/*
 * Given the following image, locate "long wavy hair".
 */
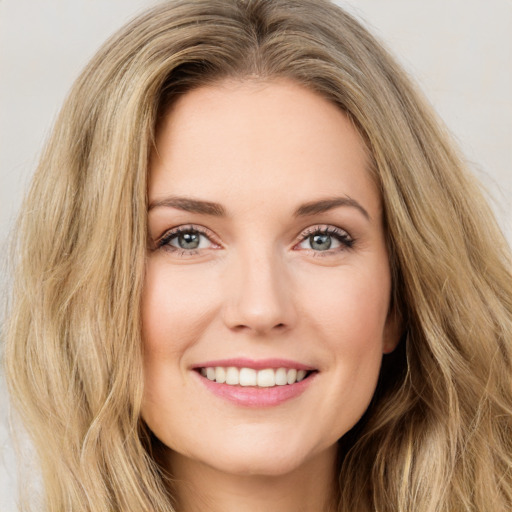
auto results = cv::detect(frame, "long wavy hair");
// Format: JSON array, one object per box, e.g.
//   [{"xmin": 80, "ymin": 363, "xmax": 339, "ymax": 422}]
[{"xmin": 4, "ymin": 0, "xmax": 512, "ymax": 510}]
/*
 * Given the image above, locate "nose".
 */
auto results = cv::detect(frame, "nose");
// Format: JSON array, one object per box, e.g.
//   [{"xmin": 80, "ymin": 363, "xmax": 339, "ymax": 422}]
[{"xmin": 221, "ymin": 246, "xmax": 297, "ymax": 335}]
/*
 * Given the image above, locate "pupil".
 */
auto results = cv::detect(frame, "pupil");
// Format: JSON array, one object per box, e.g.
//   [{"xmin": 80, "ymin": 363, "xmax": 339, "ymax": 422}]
[
  {"xmin": 311, "ymin": 234, "xmax": 331, "ymax": 251},
  {"xmin": 179, "ymin": 232, "xmax": 200, "ymax": 249}
]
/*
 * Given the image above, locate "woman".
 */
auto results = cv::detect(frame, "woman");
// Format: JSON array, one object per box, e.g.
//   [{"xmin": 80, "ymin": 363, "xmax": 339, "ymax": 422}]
[{"xmin": 4, "ymin": 0, "xmax": 512, "ymax": 510}]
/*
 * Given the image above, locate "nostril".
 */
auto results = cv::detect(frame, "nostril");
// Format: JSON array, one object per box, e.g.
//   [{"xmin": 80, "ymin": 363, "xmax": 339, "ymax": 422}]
[{"xmin": 229, "ymin": 321, "xmax": 288, "ymax": 334}]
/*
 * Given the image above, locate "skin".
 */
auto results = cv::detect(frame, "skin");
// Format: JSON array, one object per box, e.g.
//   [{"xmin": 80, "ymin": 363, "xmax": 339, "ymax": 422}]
[{"xmin": 142, "ymin": 79, "xmax": 400, "ymax": 512}]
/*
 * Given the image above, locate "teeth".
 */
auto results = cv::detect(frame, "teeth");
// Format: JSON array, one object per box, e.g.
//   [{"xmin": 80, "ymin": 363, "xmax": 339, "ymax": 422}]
[
  {"xmin": 215, "ymin": 366, "xmax": 226, "ymax": 384},
  {"xmin": 275, "ymin": 367, "xmax": 288, "ymax": 386},
  {"xmin": 239, "ymin": 368, "xmax": 257, "ymax": 386},
  {"xmin": 225, "ymin": 366, "xmax": 239, "ymax": 385},
  {"xmin": 199, "ymin": 366, "xmax": 311, "ymax": 387},
  {"xmin": 286, "ymin": 368, "xmax": 297, "ymax": 384},
  {"xmin": 257, "ymin": 368, "xmax": 275, "ymax": 387}
]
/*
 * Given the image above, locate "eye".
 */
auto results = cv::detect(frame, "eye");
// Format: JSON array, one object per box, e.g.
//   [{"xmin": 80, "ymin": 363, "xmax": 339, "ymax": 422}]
[
  {"xmin": 158, "ymin": 226, "xmax": 218, "ymax": 253},
  {"xmin": 296, "ymin": 226, "xmax": 354, "ymax": 252}
]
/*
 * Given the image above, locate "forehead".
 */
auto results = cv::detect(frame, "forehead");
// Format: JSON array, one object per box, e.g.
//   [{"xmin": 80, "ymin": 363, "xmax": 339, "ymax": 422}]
[{"xmin": 149, "ymin": 79, "xmax": 380, "ymax": 219}]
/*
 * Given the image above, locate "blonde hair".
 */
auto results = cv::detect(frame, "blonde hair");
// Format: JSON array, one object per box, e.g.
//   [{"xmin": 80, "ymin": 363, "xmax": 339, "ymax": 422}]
[{"xmin": 4, "ymin": 0, "xmax": 512, "ymax": 510}]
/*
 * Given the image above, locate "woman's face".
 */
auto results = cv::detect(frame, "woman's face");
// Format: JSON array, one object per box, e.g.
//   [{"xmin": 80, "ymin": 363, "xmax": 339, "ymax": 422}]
[{"xmin": 142, "ymin": 79, "xmax": 399, "ymax": 477}]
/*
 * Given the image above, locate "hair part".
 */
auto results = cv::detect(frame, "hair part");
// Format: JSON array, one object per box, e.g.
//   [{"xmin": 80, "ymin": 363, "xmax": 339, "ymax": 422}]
[{"xmin": 4, "ymin": 1, "xmax": 512, "ymax": 511}]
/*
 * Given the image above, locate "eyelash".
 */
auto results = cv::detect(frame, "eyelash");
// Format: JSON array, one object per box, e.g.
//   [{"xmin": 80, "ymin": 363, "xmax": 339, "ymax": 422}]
[
  {"xmin": 297, "ymin": 226, "xmax": 355, "ymax": 255},
  {"xmin": 156, "ymin": 224, "xmax": 355, "ymax": 256},
  {"xmin": 156, "ymin": 225, "xmax": 216, "ymax": 255}
]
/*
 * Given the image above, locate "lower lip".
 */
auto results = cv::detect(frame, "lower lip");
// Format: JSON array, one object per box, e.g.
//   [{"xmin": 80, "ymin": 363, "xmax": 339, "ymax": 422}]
[{"xmin": 196, "ymin": 372, "xmax": 316, "ymax": 407}]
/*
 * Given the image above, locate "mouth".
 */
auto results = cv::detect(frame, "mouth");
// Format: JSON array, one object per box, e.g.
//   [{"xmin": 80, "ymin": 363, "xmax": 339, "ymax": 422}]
[
  {"xmin": 192, "ymin": 358, "xmax": 318, "ymax": 406},
  {"xmin": 197, "ymin": 366, "xmax": 316, "ymax": 388}
]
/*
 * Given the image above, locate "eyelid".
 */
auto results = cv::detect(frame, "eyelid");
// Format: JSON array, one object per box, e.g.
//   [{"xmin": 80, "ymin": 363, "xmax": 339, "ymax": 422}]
[
  {"xmin": 293, "ymin": 224, "xmax": 355, "ymax": 252},
  {"xmin": 152, "ymin": 223, "xmax": 354, "ymax": 254},
  {"xmin": 155, "ymin": 224, "xmax": 221, "ymax": 250},
  {"xmin": 297, "ymin": 224, "xmax": 352, "ymax": 239}
]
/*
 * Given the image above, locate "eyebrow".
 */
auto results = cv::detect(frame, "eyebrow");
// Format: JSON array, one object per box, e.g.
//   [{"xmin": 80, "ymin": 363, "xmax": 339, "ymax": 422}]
[
  {"xmin": 148, "ymin": 196, "xmax": 226, "ymax": 216},
  {"xmin": 148, "ymin": 195, "xmax": 370, "ymax": 220},
  {"xmin": 294, "ymin": 196, "xmax": 370, "ymax": 220}
]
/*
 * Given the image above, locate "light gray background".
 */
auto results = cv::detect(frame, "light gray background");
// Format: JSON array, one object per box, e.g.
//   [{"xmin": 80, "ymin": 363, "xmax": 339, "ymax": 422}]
[{"xmin": 1, "ymin": 1, "xmax": 511, "ymax": 510}]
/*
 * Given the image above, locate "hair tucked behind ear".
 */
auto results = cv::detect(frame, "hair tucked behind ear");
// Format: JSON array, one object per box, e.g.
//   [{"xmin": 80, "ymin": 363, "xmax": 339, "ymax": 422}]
[{"xmin": 4, "ymin": 0, "xmax": 511, "ymax": 511}]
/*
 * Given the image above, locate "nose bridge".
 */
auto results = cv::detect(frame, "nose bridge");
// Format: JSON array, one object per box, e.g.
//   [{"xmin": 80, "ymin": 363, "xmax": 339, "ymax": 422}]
[{"xmin": 222, "ymin": 241, "xmax": 295, "ymax": 334}]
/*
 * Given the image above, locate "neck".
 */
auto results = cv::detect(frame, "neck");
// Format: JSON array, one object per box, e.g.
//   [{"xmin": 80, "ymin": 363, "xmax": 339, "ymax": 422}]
[{"xmin": 165, "ymin": 447, "xmax": 339, "ymax": 512}]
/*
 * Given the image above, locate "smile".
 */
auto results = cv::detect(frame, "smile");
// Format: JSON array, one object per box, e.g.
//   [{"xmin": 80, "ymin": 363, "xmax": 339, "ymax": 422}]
[
  {"xmin": 193, "ymin": 359, "xmax": 317, "ymax": 407},
  {"xmin": 199, "ymin": 366, "xmax": 310, "ymax": 387}
]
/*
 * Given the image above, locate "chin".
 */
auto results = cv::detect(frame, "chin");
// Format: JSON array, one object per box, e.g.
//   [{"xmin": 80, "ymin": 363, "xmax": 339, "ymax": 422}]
[
  {"xmin": 211, "ymin": 450, "xmax": 308, "ymax": 477},
  {"xmin": 156, "ymin": 409, "xmax": 343, "ymax": 480},
  {"xmin": 175, "ymin": 431, "xmax": 328, "ymax": 479}
]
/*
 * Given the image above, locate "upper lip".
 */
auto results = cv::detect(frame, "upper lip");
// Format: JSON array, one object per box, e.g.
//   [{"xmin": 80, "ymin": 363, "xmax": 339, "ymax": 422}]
[{"xmin": 192, "ymin": 358, "xmax": 315, "ymax": 371}]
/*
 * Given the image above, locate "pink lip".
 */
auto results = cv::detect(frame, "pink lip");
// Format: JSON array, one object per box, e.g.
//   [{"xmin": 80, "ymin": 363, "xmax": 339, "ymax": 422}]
[
  {"xmin": 192, "ymin": 359, "xmax": 317, "ymax": 408},
  {"xmin": 192, "ymin": 358, "xmax": 315, "ymax": 371},
  {"xmin": 197, "ymin": 375, "xmax": 314, "ymax": 407}
]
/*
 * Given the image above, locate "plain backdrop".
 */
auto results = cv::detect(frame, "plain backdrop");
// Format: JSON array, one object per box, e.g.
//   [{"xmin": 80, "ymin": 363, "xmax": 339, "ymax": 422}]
[{"xmin": 1, "ymin": 1, "xmax": 511, "ymax": 509}]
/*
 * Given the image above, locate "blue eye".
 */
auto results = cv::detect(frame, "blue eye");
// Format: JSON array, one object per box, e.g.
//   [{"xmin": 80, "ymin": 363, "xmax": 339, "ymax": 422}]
[
  {"xmin": 297, "ymin": 227, "xmax": 353, "ymax": 252},
  {"xmin": 159, "ymin": 227, "xmax": 215, "ymax": 252}
]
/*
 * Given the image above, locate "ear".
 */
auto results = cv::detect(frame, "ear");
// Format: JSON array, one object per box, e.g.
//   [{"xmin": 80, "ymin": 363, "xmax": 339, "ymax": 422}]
[{"xmin": 382, "ymin": 305, "xmax": 402, "ymax": 354}]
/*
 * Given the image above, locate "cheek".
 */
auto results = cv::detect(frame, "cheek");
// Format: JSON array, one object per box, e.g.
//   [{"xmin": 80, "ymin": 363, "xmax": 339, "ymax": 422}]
[
  {"xmin": 140, "ymin": 258, "xmax": 229, "ymax": 434},
  {"xmin": 141, "ymin": 261, "xmax": 203, "ymax": 417},
  {"xmin": 297, "ymin": 261, "xmax": 391, "ymax": 344},
  {"xmin": 295, "ymin": 262, "xmax": 391, "ymax": 419},
  {"xmin": 141, "ymin": 259, "xmax": 218, "ymax": 360}
]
